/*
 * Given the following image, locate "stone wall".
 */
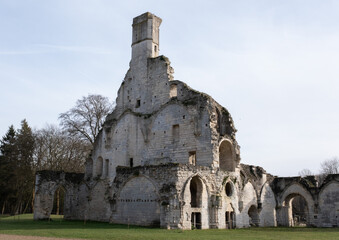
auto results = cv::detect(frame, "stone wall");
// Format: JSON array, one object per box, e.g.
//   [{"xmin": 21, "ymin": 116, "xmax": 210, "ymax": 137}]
[
  {"xmin": 33, "ymin": 167, "xmax": 338, "ymax": 229},
  {"xmin": 33, "ymin": 171, "xmax": 84, "ymax": 220},
  {"xmin": 318, "ymin": 175, "xmax": 339, "ymax": 227},
  {"xmin": 272, "ymin": 174, "xmax": 339, "ymax": 227}
]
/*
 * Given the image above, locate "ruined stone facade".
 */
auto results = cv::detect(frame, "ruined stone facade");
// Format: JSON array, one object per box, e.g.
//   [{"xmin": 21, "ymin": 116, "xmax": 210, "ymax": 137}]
[{"xmin": 34, "ymin": 12, "xmax": 339, "ymax": 229}]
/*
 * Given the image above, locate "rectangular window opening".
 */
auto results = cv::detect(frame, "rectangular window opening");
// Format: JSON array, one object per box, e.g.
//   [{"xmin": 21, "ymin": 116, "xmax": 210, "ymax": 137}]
[
  {"xmin": 136, "ymin": 99, "xmax": 141, "ymax": 108},
  {"xmin": 191, "ymin": 212, "xmax": 202, "ymax": 229},
  {"xmin": 172, "ymin": 124, "xmax": 179, "ymax": 142},
  {"xmin": 129, "ymin": 158, "xmax": 134, "ymax": 168},
  {"xmin": 189, "ymin": 151, "xmax": 196, "ymax": 166},
  {"xmin": 170, "ymin": 84, "xmax": 178, "ymax": 98}
]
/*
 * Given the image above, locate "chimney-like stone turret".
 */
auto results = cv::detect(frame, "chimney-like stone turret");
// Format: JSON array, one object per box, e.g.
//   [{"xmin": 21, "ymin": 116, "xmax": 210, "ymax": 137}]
[{"xmin": 131, "ymin": 12, "xmax": 162, "ymax": 61}]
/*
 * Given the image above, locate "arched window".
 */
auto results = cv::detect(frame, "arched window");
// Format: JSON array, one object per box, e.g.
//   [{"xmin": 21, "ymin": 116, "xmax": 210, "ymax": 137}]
[
  {"xmin": 219, "ymin": 140, "xmax": 235, "ymax": 171},
  {"xmin": 190, "ymin": 176, "xmax": 203, "ymax": 208},
  {"xmin": 225, "ymin": 182, "xmax": 233, "ymax": 197}
]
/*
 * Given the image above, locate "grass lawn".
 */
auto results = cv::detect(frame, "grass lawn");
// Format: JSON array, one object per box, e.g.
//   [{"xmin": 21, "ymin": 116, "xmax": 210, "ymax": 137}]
[{"xmin": 0, "ymin": 214, "xmax": 338, "ymax": 240}]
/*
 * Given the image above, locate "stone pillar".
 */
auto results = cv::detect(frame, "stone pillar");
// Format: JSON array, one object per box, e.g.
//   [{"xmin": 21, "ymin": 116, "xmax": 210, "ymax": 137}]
[
  {"xmin": 33, "ymin": 174, "xmax": 54, "ymax": 220},
  {"xmin": 276, "ymin": 206, "xmax": 290, "ymax": 226}
]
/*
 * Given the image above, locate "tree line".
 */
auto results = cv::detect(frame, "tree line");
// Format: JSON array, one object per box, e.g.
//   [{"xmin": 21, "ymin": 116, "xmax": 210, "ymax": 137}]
[{"xmin": 0, "ymin": 94, "xmax": 113, "ymax": 215}]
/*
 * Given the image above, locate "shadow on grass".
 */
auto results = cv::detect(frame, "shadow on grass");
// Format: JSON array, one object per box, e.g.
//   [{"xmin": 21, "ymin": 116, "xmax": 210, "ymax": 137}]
[
  {"xmin": 1, "ymin": 214, "xmax": 338, "ymax": 236},
  {"xmin": 0, "ymin": 215, "xmax": 162, "ymax": 231}
]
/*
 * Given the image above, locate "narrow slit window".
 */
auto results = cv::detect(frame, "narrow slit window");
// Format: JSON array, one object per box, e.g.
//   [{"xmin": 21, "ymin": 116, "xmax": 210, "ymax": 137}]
[
  {"xmin": 172, "ymin": 124, "xmax": 179, "ymax": 142},
  {"xmin": 105, "ymin": 159, "xmax": 109, "ymax": 177},
  {"xmin": 129, "ymin": 158, "xmax": 134, "ymax": 167}
]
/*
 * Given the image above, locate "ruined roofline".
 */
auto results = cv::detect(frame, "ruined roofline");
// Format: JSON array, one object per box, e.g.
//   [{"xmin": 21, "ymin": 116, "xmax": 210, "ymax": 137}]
[
  {"xmin": 104, "ymin": 70, "xmax": 236, "ymax": 133},
  {"xmin": 240, "ymin": 163, "xmax": 274, "ymax": 182},
  {"xmin": 170, "ymin": 80, "xmax": 235, "ymax": 122},
  {"xmin": 116, "ymin": 56, "xmax": 235, "ymax": 126}
]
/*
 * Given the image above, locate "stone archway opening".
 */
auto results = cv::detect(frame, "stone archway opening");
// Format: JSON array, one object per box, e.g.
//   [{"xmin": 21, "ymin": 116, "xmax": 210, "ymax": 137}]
[
  {"xmin": 51, "ymin": 185, "xmax": 65, "ymax": 217},
  {"xmin": 283, "ymin": 193, "xmax": 309, "ymax": 227},
  {"xmin": 248, "ymin": 205, "xmax": 259, "ymax": 227},
  {"xmin": 292, "ymin": 195, "xmax": 308, "ymax": 226},
  {"xmin": 189, "ymin": 176, "xmax": 206, "ymax": 229},
  {"xmin": 219, "ymin": 140, "xmax": 235, "ymax": 172}
]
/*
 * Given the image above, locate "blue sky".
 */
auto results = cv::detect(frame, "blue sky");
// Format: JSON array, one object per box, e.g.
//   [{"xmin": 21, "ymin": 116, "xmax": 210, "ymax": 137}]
[{"xmin": 1, "ymin": 0, "xmax": 338, "ymax": 176}]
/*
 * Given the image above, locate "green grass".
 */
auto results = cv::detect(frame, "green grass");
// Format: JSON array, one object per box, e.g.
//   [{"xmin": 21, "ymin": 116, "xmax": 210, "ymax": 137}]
[{"xmin": 0, "ymin": 214, "xmax": 338, "ymax": 240}]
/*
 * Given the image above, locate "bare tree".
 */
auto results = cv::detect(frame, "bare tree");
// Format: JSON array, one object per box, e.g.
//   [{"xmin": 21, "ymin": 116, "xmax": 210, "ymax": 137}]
[
  {"xmin": 298, "ymin": 169, "xmax": 313, "ymax": 177},
  {"xmin": 315, "ymin": 157, "xmax": 339, "ymax": 185},
  {"xmin": 320, "ymin": 157, "xmax": 339, "ymax": 175},
  {"xmin": 34, "ymin": 125, "xmax": 91, "ymax": 173},
  {"xmin": 59, "ymin": 94, "xmax": 114, "ymax": 146}
]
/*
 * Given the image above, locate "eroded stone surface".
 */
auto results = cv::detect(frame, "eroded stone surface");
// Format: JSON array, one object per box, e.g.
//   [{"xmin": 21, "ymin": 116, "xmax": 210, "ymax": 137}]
[{"xmin": 33, "ymin": 12, "xmax": 339, "ymax": 229}]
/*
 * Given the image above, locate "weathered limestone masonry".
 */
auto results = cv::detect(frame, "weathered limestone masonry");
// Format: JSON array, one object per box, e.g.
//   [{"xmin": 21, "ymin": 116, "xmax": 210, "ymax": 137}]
[
  {"xmin": 272, "ymin": 174, "xmax": 339, "ymax": 227},
  {"xmin": 33, "ymin": 12, "xmax": 339, "ymax": 229},
  {"xmin": 33, "ymin": 171, "xmax": 84, "ymax": 220}
]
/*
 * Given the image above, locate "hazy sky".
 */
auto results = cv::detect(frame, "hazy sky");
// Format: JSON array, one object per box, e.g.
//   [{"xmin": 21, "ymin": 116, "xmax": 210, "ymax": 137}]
[{"xmin": 1, "ymin": 0, "xmax": 338, "ymax": 176}]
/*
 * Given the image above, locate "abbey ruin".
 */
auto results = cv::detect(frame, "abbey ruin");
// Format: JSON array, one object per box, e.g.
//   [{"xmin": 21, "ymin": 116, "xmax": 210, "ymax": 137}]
[{"xmin": 34, "ymin": 12, "xmax": 339, "ymax": 229}]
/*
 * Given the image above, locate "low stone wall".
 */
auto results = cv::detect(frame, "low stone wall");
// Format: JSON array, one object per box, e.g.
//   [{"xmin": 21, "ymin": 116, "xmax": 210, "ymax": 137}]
[
  {"xmin": 33, "ymin": 170, "xmax": 84, "ymax": 220},
  {"xmin": 33, "ymin": 169, "xmax": 339, "ymax": 229}
]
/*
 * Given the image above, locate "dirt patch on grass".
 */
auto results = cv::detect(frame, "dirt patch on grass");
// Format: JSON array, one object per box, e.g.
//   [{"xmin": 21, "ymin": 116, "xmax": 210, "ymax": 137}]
[{"xmin": 0, "ymin": 234, "xmax": 85, "ymax": 240}]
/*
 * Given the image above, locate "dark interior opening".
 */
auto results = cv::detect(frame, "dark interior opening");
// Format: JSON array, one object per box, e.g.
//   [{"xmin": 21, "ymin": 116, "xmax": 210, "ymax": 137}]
[
  {"xmin": 225, "ymin": 182, "xmax": 233, "ymax": 197},
  {"xmin": 191, "ymin": 212, "xmax": 201, "ymax": 229},
  {"xmin": 136, "ymin": 99, "xmax": 141, "ymax": 108}
]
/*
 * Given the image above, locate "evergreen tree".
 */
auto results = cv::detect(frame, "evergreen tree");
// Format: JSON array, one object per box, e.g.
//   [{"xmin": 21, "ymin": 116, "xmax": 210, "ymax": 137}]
[
  {"xmin": 0, "ymin": 125, "xmax": 17, "ymax": 214},
  {"xmin": 0, "ymin": 120, "xmax": 35, "ymax": 215},
  {"xmin": 14, "ymin": 119, "xmax": 35, "ymax": 214}
]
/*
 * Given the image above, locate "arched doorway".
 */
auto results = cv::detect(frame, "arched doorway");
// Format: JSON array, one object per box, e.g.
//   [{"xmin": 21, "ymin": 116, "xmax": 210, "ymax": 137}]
[
  {"xmin": 248, "ymin": 205, "xmax": 259, "ymax": 227},
  {"xmin": 219, "ymin": 140, "xmax": 235, "ymax": 171},
  {"xmin": 283, "ymin": 193, "xmax": 309, "ymax": 227},
  {"xmin": 190, "ymin": 176, "xmax": 203, "ymax": 229},
  {"xmin": 51, "ymin": 186, "xmax": 65, "ymax": 217},
  {"xmin": 292, "ymin": 195, "xmax": 308, "ymax": 226},
  {"xmin": 182, "ymin": 175, "xmax": 209, "ymax": 229}
]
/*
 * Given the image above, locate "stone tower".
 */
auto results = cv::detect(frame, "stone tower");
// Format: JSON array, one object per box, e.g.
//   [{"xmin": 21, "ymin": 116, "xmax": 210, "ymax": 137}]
[{"xmin": 131, "ymin": 12, "xmax": 162, "ymax": 61}]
